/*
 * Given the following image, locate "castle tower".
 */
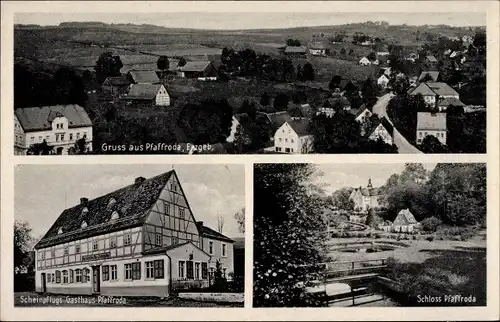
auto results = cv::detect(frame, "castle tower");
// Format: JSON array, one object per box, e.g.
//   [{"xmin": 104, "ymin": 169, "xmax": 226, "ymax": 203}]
[{"xmin": 367, "ymin": 178, "xmax": 373, "ymax": 189}]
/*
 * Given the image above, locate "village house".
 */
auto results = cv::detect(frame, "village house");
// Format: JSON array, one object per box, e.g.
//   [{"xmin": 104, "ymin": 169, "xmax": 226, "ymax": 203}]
[
  {"xmin": 409, "ymin": 82, "xmax": 460, "ymax": 108},
  {"xmin": 283, "ymin": 46, "xmax": 307, "ymax": 56},
  {"xmin": 437, "ymin": 97, "xmax": 465, "ymax": 112},
  {"xmin": 127, "ymin": 70, "xmax": 160, "ymax": 84},
  {"xmin": 14, "ymin": 105, "xmax": 93, "ymax": 155},
  {"xmin": 318, "ymin": 96, "xmax": 351, "ymax": 117},
  {"xmin": 416, "ymin": 112, "xmax": 447, "ymax": 145},
  {"xmin": 347, "ymin": 106, "xmax": 372, "ymax": 123},
  {"xmin": 274, "ymin": 119, "xmax": 313, "ymax": 154},
  {"xmin": 377, "ymin": 74, "xmax": 390, "ymax": 89},
  {"xmin": 101, "ymin": 75, "xmax": 131, "ymax": 96},
  {"xmin": 308, "ymin": 42, "xmax": 328, "ymax": 56},
  {"xmin": 392, "ymin": 209, "xmax": 419, "ymax": 233},
  {"xmin": 359, "ymin": 56, "xmax": 372, "ymax": 66},
  {"xmin": 178, "ymin": 61, "xmax": 218, "ymax": 79},
  {"xmin": 349, "ymin": 179, "xmax": 381, "ymax": 212},
  {"xmin": 258, "ymin": 111, "xmax": 292, "ymax": 130},
  {"xmin": 375, "ymin": 44, "xmax": 390, "ymax": 57},
  {"xmin": 365, "ymin": 117, "xmax": 394, "ymax": 145},
  {"xmin": 123, "ymin": 84, "xmax": 170, "ymax": 106},
  {"xmin": 418, "ymin": 71, "xmax": 440, "ymax": 82},
  {"xmin": 34, "ymin": 170, "xmax": 234, "ymax": 297},
  {"xmin": 426, "ymin": 55, "xmax": 438, "ymax": 64}
]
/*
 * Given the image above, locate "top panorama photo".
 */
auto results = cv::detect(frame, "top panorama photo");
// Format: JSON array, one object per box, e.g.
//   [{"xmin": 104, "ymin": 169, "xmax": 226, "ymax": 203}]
[{"xmin": 13, "ymin": 12, "xmax": 486, "ymax": 155}]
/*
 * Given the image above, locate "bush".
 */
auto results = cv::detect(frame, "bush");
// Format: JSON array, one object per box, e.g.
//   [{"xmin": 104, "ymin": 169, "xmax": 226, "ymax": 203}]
[
  {"xmin": 374, "ymin": 233, "xmax": 381, "ymax": 239},
  {"xmin": 396, "ymin": 235, "xmax": 402, "ymax": 241},
  {"xmin": 426, "ymin": 235, "xmax": 434, "ymax": 242},
  {"xmin": 412, "ymin": 235, "xmax": 417, "ymax": 240},
  {"xmin": 421, "ymin": 217, "xmax": 442, "ymax": 232}
]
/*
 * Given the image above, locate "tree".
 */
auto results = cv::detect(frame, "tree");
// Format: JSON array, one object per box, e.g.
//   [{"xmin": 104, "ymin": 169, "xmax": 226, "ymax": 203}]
[
  {"xmin": 27, "ymin": 140, "xmax": 53, "ymax": 155},
  {"xmin": 234, "ymin": 208, "xmax": 245, "ymax": 233},
  {"xmin": 240, "ymin": 99, "xmax": 257, "ymax": 120},
  {"xmin": 157, "ymin": 56, "xmax": 170, "ymax": 78},
  {"xmin": 329, "ymin": 75, "xmax": 342, "ymax": 90},
  {"xmin": 330, "ymin": 187, "xmax": 354, "ymax": 210},
  {"xmin": 217, "ymin": 215, "xmax": 225, "ymax": 233},
  {"xmin": 302, "ymin": 63, "xmax": 315, "ymax": 81},
  {"xmin": 340, "ymin": 48, "xmax": 346, "ymax": 56},
  {"xmin": 260, "ymin": 92, "xmax": 271, "ymax": 106},
  {"xmin": 365, "ymin": 208, "xmax": 382, "ymax": 228},
  {"xmin": 94, "ymin": 52, "xmax": 123, "ymax": 84},
  {"xmin": 296, "ymin": 64, "xmax": 304, "ymax": 82},
  {"xmin": 53, "ymin": 67, "xmax": 87, "ymax": 106},
  {"xmin": 419, "ymin": 135, "xmax": 448, "ymax": 153},
  {"xmin": 14, "ymin": 221, "xmax": 33, "ymax": 273},
  {"xmin": 286, "ymin": 39, "xmax": 301, "ymax": 46},
  {"xmin": 74, "ymin": 137, "xmax": 88, "ymax": 154},
  {"xmin": 273, "ymin": 93, "xmax": 289, "ymax": 111},
  {"xmin": 254, "ymin": 164, "xmax": 327, "ymax": 307}
]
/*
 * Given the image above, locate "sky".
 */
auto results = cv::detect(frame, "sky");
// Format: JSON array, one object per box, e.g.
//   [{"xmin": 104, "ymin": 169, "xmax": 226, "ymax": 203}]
[
  {"xmin": 312, "ymin": 163, "xmax": 436, "ymax": 195},
  {"xmin": 14, "ymin": 12, "xmax": 485, "ymax": 30},
  {"xmin": 15, "ymin": 164, "xmax": 245, "ymax": 242}
]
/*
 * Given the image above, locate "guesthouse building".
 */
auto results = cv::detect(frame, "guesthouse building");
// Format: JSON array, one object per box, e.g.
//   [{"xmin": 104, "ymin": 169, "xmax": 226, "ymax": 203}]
[
  {"xmin": 14, "ymin": 105, "xmax": 93, "ymax": 155},
  {"xmin": 34, "ymin": 170, "xmax": 234, "ymax": 297},
  {"xmin": 274, "ymin": 120, "xmax": 313, "ymax": 154}
]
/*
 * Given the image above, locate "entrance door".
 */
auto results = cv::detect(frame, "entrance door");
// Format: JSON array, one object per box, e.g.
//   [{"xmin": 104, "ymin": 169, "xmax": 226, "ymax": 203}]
[
  {"xmin": 92, "ymin": 266, "xmax": 101, "ymax": 294},
  {"xmin": 40, "ymin": 273, "xmax": 47, "ymax": 293}
]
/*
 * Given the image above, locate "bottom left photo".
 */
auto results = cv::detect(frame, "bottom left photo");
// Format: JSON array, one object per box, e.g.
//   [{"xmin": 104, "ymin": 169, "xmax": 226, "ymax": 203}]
[{"xmin": 13, "ymin": 164, "xmax": 245, "ymax": 307}]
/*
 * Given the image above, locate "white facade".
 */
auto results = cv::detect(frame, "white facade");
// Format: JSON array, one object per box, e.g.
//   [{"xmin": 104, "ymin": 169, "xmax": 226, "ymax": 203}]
[
  {"xmin": 226, "ymin": 116, "xmax": 241, "ymax": 143},
  {"xmin": 416, "ymin": 130, "xmax": 447, "ymax": 145},
  {"xmin": 274, "ymin": 122, "xmax": 313, "ymax": 154},
  {"xmin": 359, "ymin": 57, "xmax": 371, "ymax": 66},
  {"xmin": 377, "ymin": 75, "xmax": 390, "ymax": 89},
  {"xmin": 368, "ymin": 123, "xmax": 393, "ymax": 145},
  {"xmin": 14, "ymin": 115, "xmax": 93, "ymax": 155},
  {"xmin": 309, "ymin": 48, "xmax": 326, "ymax": 56},
  {"xmin": 155, "ymin": 85, "xmax": 171, "ymax": 106}
]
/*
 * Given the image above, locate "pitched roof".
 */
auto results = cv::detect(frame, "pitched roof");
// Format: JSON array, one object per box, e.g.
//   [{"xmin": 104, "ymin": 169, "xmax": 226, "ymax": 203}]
[
  {"xmin": 426, "ymin": 82, "xmax": 459, "ymax": 97},
  {"xmin": 394, "ymin": 209, "xmax": 418, "ymax": 225},
  {"xmin": 180, "ymin": 61, "xmax": 212, "ymax": 72},
  {"xmin": 284, "ymin": 46, "xmax": 307, "ymax": 53},
  {"xmin": 409, "ymin": 83, "xmax": 437, "ymax": 96},
  {"xmin": 438, "ymin": 97, "xmax": 465, "ymax": 107},
  {"xmin": 417, "ymin": 112, "xmax": 447, "ymax": 131},
  {"xmin": 15, "ymin": 105, "xmax": 92, "ymax": 132},
  {"xmin": 286, "ymin": 119, "xmax": 311, "ymax": 136},
  {"xmin": 426, "ymin": 55, "xmax": 438, "ymax": 62},
  {"xmin": 264, "ymin": 111, "xmax": 292, "ymax": 128},
  {"xmin": 127, "ymin": 70, "xmax": 160, "ymax": 84},
  {"xmin": 124, "ymin": 84, "xmax": 165, "ymax": 100},
  {"xmin": 200, "ymin": 225, "xmax": 234, "ymax": 243},
  {"xmin": 347, "ymin": 107, "xmax": 369, "ymax": 119},
  {"xmin": 419, "ymin": 71, "xmax": 440, "ymax": 82},
  {"xmin": 103, "ymin": 75, "xmax": 131, "ymax": 87},
  {"xmin": 308, "ymin": 42, "xmax": 327, "ymax": 50},
  {"xmin": 366, "ymin": 117, "xmax": 394, "ymax": 137},
  {"xmin": 288, "ymin": 104, "xmax": 312, "ymax": 118},
  {"xmin": 35, "ymin": 171, "xmax": 175, "ymax": 249}
]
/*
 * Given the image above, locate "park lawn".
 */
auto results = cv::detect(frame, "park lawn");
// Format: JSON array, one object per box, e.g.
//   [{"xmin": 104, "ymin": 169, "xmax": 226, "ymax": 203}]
[{"xmin": 14, "ymin": 292, "xmax": 243, "ymax": 307}]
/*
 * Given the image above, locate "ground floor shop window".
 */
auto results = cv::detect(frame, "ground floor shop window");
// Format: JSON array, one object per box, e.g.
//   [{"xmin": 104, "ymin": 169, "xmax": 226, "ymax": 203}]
[
  {"xmin": 110, "ymin": 265, "xmax": 118, "ymax": 280},
  {"xmin": 75, "ymin": 269, "xmax": 82, "ymax": 283}
]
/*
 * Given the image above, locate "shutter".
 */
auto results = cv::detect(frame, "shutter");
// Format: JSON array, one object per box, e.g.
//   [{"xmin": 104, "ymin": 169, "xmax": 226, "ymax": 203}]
[{"xmin": 202, "ymin": 262, "xmax": 208, "ymax": 279}]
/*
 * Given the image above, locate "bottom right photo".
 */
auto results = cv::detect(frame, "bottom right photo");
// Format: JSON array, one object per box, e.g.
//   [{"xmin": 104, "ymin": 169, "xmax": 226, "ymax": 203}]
[{"xmin": 253, "ymin": 163, "xmax": 486, "ymax": 307}]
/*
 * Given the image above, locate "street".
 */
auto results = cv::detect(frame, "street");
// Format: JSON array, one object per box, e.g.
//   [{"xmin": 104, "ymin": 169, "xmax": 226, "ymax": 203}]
[{"xmin": 372, "ymin": 93, "xmax": 422, "ymax": 154}]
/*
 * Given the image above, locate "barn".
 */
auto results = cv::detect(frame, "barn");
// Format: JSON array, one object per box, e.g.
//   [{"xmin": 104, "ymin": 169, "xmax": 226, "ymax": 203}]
[{"xmin": 123, "ymin": 84, "xmax": 171, "ymax": 106}]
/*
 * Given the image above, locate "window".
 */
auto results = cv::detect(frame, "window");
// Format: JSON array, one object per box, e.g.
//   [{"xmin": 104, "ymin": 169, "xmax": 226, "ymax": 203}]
[
  {"xmin": 110, "ymin": 236, "xmax": 117, "ymax": 248},
  {"xmin": 93, "ymin": 240, "xmax": 99, "ymax": 251},
  {"xmin": 76, "ymin": 133, "xmax": 80, "ymax": 139},
  {"xmin": 125, "ymin": 264, "xmax": 132, "ymax": 280},
  {"xmin": 47, "ymin": 274, "xmax": 51, "ymax": 283},
  {"xmin": 69, "ymin": 133, "xmax": 73, "ymax": 141},
  {"xmin": 64, "ymin": 246, "xmax": 69, "ymax": 255},
  {"xmin": 202, "ymin": 262, "xmax": 208, "ymax": 279},
  {"xmin": 222, "ymin": 243, "xmax": 227, "ymax": 257},
  {"xmin": 84, "ymin": 268, "xmax": 90, "ymax": 283},
  {"xmin": 75, "ymin": 245, "xmax": 81, "ymax": 254},
  {"xmin": 208, "ymin": 241, "xmax": 214, "ymax": 255},
  {"xmin": 178, "ymin": 261, "xmax": 185, "ymax": 279},
  {"xmin": 51, "ymin": 249, "xmax": 55, "ymax": 258},
  {"xmin": 186, "ymin": 261, "xmax": 194, "ymax": 279},
  {"xmin": 51, "ymin": 273, "xmax": 55, "ymax": 282},
  {"xmin": 124, "ymin": 234, "xmax": 132, "ymax": 245},
  {"xmin": 172, "ymin": 236, "xmax": 179, "ymax": 245},
  {"xmin": 102, "ymin": 265, "xmax": 109, "ymax": 281},
  {"xmin": 63, "ymin": 270, "xmax": 68, "ymax": 283},
  {"xmin": 154, "ymin": 260, "xmax": 164, "ymax": 279},
  {"xmin": 40, "ymin": 252, "xmax": 45, "ymax": 260},
  {"xmin": 55, "ymin": 270, "xmax": 61, "ymax": 283},
  {"xmin": 132, "ymin": 262, "xmax": 141, "ymax": 280},
  {"xmin": 291, "ymin": 139, "xmax": 294, "ymax": 143},
  {"xmin": 419, "ymin": 132, "xmax": 423, "ymax": 137},
  {"xmin": 145, "ymin": 261, "xmax": 154, "ymax": 279},
  {"xmin": 179, "ymin": 208, "xmax": 185, "ymax": 219},
  {"xmin": 171, "ymin": 182, "xmax": 177, "ymax": 192},
  {"xmin": 195, "ymin": 263, "xmax": 201, "ymax": 280},
  {"xmin": 155, "ymin": 233, "xmax": 162, "ymax": 246},
  {"xmin": 75, "ymin": 269, "xmax": 82, "ymax": 283},
  {"xmin": 110, "ymin": 265, "xmax": 118, "ymax": 280},
  {"xmin": 164, "ymin": 202, "xmax": 170, "ymax": 215},
  {"xmin": 69, "ymin": 269, "xmax": 74, "ymax": 283},
  {"xmin": 279, "ymin": 138, "xmax": 282, "ymax": 142},
  {"xmin": 61, "ymin": 134, "xmax": 65, "ymax": 141}
]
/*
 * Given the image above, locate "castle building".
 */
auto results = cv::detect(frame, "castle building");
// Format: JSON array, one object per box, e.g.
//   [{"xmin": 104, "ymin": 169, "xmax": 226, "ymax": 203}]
[{"xmin": 349, "ymin": 179, "xmax": 382, "ymax": 212}]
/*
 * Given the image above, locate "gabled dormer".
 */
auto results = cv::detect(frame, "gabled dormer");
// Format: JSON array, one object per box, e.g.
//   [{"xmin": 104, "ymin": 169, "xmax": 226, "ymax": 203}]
[
  {"xmin": 57, "ymin": 227, "xmax": 63, "ymax": 235},
  {"xmin": 110, "ymin": 211, "xmax": 120, "ymax": 220},
  {"xmin": 81, "ymin": 221, "xmax": 88, "ymax": 229}
]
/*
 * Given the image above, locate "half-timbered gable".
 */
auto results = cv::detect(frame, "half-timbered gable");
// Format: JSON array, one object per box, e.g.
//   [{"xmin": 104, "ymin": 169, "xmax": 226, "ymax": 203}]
[{"xmin": 143, "ymin": 171, "xmax": 201, "ymax": 251}]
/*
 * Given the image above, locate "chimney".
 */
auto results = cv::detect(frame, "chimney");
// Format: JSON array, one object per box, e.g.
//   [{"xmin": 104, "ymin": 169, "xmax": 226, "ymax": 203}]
[
  {"xmin": 80, "ymin": 197, "xmax": 89, "ymax": 205},
  {"xmin": 197, "ymin": 221, "xmax": 204, "ymax": 228},
  {"xmin": 135, "ymin": 176, "xmax": 146, "ymax": 185}
]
